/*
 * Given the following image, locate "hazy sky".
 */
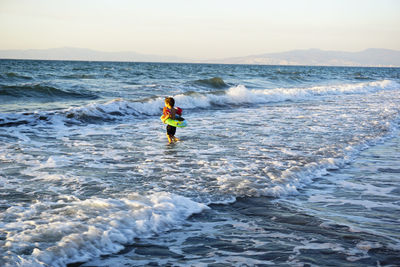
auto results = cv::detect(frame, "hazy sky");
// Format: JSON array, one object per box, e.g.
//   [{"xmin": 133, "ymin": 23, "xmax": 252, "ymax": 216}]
[{"xmin": 1, "ymin": 0, "xmax": 399, "ymax": 59}]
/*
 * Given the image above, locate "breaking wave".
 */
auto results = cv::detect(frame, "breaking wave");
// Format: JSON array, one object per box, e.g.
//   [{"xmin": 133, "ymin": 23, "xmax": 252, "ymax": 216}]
[
  {"xmin": 0, "ymin": 79, "xmax": 398, "ymax": 127},
  {"xmin": 2, "ymin": 192, "xmax": 208, "ymax": 266}
]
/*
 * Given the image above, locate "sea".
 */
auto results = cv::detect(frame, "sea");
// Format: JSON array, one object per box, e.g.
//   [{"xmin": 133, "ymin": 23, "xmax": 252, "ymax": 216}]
[{"xmin": 1, "ymin": 59, "xmax": 400, "ymax": 267}]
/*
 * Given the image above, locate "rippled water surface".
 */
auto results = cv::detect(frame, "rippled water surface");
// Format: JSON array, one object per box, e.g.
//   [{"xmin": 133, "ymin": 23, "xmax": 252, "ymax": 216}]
[{"xmin": 1, "ymin": 60, "xmax": 400, "ymax": 266}]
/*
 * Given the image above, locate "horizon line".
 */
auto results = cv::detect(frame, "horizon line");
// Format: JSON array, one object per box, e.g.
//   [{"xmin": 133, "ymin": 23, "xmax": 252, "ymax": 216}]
[{"xmin": 0, "ymin": 47, "xmax": 399, "ymax": 68}]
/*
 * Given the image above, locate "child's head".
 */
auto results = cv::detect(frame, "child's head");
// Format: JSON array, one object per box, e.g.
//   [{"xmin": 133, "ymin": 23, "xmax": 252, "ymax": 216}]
[{"xmin": 165, "ymin": 97, "xmax": 175, "ymax": 108}]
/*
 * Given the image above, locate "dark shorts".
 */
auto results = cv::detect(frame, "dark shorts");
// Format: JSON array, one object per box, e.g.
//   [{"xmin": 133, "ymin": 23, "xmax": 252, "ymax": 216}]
[{"xmin": 166, "ymin": 125, "xmax": 176, "ymax": 136}]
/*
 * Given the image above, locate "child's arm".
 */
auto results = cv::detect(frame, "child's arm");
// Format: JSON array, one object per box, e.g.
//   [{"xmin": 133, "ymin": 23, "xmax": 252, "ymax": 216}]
[
  {"xmin": 161, "ymin": 113, "xmax": 171, "ymax": 123},
  {"xmin": 161, "ymin": 107, "xmax": 171, "ymax": 123}
]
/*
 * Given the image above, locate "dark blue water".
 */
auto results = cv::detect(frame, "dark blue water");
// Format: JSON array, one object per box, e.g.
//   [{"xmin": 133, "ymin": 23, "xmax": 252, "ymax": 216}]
[{"xmin": 1, "ymin": 59, "xmax": 400, "ymax": 266}]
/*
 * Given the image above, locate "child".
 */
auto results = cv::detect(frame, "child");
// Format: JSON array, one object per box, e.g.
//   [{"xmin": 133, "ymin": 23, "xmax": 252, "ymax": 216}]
[{"xmin": 161, "ymin": 97, "xmax": 182, "ymax": 144}]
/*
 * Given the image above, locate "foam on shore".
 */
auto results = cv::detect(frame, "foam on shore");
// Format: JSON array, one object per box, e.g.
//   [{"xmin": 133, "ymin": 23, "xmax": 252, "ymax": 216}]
[{"xmin": 1, "ymin": 193, "xmax": 208, "ymax": 266}]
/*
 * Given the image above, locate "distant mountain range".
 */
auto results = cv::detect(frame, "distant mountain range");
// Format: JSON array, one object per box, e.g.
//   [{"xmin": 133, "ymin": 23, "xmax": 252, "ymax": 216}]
[
  {"xmin": 209, "ymin": 48, "xmax": 400, "ymax": 67},
  {"xmin": 0, "ymin": 47, "xmax": 399, "ymax": 67},
  {"xmin": 0, "ymin": 47, "xmax": 186, "ymax": 63}
]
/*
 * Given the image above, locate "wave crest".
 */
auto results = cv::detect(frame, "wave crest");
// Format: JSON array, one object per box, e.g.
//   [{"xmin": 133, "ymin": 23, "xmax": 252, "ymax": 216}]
[
  {"xmin": 0, "ymin": 80, "xmax": 397, "ymax": 127},
  {"xmin": 3, "ymin": 72, "xmax": 33, "ymax": 80},
  {"xmin": 193, "ymin": 77, "xmax": 228, "ymax": 88},
  {"xmin": 3, "ymin": 192, "xmax": 207, "ymax": 266},
  {"xmin": 176, "ymin": 79, "xmax": 399, "ymax": 109},
  {"xmin": 0, "ymin": 84, "xmax": 98, "ymax": 100}
]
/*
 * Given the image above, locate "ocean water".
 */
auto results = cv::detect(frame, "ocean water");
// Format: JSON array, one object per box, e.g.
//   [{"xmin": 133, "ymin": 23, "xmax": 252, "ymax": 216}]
[{"xmin": 0, "ymin": 59, "xmax": 400, "ymax": 267}]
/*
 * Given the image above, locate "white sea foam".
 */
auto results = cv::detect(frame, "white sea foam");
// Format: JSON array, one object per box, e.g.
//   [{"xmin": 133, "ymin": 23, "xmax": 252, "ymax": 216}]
[
  {"xmin": 1, "ymin": 192, "xmax": 208, "ymax": 267},
  {"xmin": 2, "ymin": 78, "xmax": 399, "ymax": 203},
  {"xmin": 214, "ymin": 156, "xmax": 343, "ymax": 198},
  {"xmin": 2, "ymin": 62, "xmax": 400, "ymax": 267},
  {"xmin": 0, "ymin": 79, "xmax": 397, "ymax": 127},
  {"xmin": 160, "ymin": 79, "xmax": 398, "ymax": 114},
  {"xmin": 69, "ymin": 79, "xmax": 399, "ymax": 120}
]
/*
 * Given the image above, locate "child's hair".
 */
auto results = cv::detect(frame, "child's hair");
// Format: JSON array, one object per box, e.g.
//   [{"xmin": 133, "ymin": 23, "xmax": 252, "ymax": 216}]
[{"xmin": 165, "ymin": 97, "xmax": 175, "ymax": 107}]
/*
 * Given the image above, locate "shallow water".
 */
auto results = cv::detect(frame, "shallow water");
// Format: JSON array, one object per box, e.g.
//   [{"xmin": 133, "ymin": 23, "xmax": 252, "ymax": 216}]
[
  {"xmin": 0, "ymin": 60, "xmax": 400, "ymax": 266},
  {"xmin": 81, "ymin": 135, "xmax": 400, "ymax": 267}
]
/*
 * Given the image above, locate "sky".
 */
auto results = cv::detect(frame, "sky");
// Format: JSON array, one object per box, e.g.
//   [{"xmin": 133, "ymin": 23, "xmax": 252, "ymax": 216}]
[{"xmin": 0, "ymin": 0, "xmax": 399, "ymax": 60}]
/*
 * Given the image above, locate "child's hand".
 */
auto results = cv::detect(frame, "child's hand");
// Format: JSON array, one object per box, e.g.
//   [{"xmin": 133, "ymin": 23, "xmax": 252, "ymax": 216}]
[{"xmin": 161, "ymin": 114, "xmax": 170, "ymax": 123}]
